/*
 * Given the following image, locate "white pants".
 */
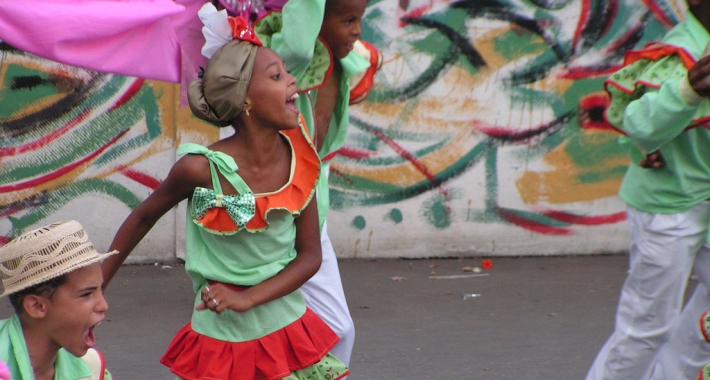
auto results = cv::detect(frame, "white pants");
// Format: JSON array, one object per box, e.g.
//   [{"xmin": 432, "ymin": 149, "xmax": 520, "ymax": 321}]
[
  {"xmin": 648, "ymin": 247, "xmax": 710, "ymax": 379},
  {"xmin": 586, "ymin": 202, "xmax": 710, "ymax": 380},
  {"xmin": 301, "ymin": 220, "xmax": 355, "ymax": 366}
]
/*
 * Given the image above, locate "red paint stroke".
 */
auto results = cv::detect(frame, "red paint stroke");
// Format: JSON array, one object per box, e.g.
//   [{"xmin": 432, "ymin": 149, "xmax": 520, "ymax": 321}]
[
  {"xmin": 579, "ymin": 93, "xmax": 608, "ymax": 110},
  {"xmin": 642, "ymin": 0, "xmax": 675, "ymax": 29},
  {"xmin": 324, "ymin": 147, "xmax": 377, "ymax": 162},
  {"xmin": 578, "ymin": 92, "xmax": 619, "ymax": 131},
  {"xmin": 606, "ymin": 23, "xmax": 645, "ymax": 55},
  {"xmin": 362, "ymin": 126, "xmax": 439, "ymax": 185},
  {"xmin": 495, "ymin": 207, "xmax": 573, "ymax": 235},
  {"xmin": 572, "ymin": 0, "xmax": 592, "ymax": 51},
  {"xmin": 328, "ymin": 166, "xmax": 355, "ymax": 185},
  {"xmin": 560, "ymin": 65, "xmax": 622, "ymax": 79},
  {"xmin": 109, "ymin": 79, "xmax": 145, "ymax": 112},
  {"xmin": 541, "ymin": 210, "xmax": 627, "ymax": 225},
  {"xmin": 399, "ymin": 3, "xmax": 431, "ymax": 27},
  {"xmin": 0, "ymin": 109, "xmax": 91, "ymax": 158},
  {"xmin": 571, "ymin": 0, "xmax": 618, "ymax": 52},
  {"xmin": 0, "ymin": 237, "xmax": 10, "ymax": 246},
  {"xmin": 322, "ymin": 151, "xmax": 338, "ymax": 163},
  {"xmin": 472, "ymin": 119, "xmax": 553, "ymax": 141},
  {"xmin": 0, "ymin": 203, "xmax": 26, "ymax": 218},
  {"xmin": 119, "ymin": 168, "xmax": 161, "ymax": 190},
  {"xmin": 0, "ymin": 129, "xmax": 130, "ymax": 193}
]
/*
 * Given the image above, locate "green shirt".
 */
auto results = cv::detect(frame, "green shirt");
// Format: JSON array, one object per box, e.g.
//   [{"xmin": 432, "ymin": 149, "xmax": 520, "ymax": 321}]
[
  {"xmin": 180, "ymin": 143, "xmax": 308, "ymax": 342},
  {"xmin": 615, "ymin": 13, "xmax": 710, "ymax": 214},
  {"xmin": 256, "ymin": 0, "xmax": 370, "ymax": 227},
  {"xmin": 0, "ymin": 315, "xmax": 111, "ymax": 380}
]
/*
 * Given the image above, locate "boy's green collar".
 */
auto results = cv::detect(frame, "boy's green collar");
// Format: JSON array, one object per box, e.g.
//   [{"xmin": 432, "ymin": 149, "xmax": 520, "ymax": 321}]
[{"xmin": 4, "ymin": 315, "xmax": 93, "ymax": 379}]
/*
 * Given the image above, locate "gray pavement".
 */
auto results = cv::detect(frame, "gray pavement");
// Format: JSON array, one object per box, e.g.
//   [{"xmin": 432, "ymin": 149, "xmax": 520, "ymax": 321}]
[{"xmin": 0, "ymin": 255, "xmax": 658, "ymax": 379}]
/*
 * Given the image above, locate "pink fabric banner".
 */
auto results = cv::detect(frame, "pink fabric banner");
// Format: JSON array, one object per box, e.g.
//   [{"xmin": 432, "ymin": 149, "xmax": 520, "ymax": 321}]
[{"xmin": 0, "ymin": 0, "xmax": 208, "ymax": 89}]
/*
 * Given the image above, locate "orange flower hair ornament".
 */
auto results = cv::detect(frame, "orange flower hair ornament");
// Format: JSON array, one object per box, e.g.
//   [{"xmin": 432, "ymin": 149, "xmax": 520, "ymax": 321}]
[
  {"xmin": 198, "ymin": 3, "xmax": 261, "ymax": 59},
  {"xmin": 228, "ymin": 16, "xmax": 262, "ymax": 46}
]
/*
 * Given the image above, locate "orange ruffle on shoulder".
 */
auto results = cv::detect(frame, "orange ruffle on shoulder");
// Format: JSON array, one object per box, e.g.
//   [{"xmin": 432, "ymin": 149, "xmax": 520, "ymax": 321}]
[
  {"xmin": 349, "ymin": 40, "xmax": 383, "ymax": 105},
  {"xmin": 160, "ymin": 308, "xmax": 339, "ymax": 380},
  {"xmin": 196, "ymin": 115, "xmax": 320, "ymax": 233}
]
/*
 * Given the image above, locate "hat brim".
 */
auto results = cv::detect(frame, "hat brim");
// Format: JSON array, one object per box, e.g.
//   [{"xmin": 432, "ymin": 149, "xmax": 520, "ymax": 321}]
[{"xmin": 0, "ymin": 250, "xmax": 118, "ymax": 298}]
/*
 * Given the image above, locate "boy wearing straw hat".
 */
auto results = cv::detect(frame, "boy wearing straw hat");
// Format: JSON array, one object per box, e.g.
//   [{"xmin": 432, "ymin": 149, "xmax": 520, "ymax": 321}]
[{"xmin": 0, "ymin": 220, "xmax": 115, "ymax": 380}]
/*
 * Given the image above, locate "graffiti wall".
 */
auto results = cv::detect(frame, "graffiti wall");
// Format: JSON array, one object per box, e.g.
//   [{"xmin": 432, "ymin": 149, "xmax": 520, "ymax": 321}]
[
  {"xmin": 327, "ymin": 0, "xmax": 683, "ymax": 257},
  {"xmin": 0, "ymin": 0, "xmax": 686, "ymax": 260},
  {"xmin": 0, "ymin": 43, "xmax": 218, "ymax": 262}
]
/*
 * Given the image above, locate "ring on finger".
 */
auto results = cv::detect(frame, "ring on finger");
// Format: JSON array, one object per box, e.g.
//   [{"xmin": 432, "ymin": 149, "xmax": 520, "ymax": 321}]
[{"xmin": 213, "ymin": 299, "xmax": 219, "ymax": 307}]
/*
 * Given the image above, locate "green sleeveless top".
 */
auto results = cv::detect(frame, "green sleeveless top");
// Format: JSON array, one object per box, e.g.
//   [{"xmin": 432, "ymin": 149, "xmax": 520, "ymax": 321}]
[{"xmin": 177, "ymin": 124, "xmax": 320, "ymax": 342}]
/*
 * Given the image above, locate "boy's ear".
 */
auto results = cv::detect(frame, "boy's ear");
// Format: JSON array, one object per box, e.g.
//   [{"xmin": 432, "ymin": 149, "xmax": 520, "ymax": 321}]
[{"xmin": 22, "ymin": 295, "xmax": 48, "ymax": 319}]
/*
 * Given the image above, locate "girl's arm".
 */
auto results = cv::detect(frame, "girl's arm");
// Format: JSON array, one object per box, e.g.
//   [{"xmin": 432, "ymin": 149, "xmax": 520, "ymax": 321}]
[
  {"xmin": 269, "ymin": 0, "xmax": 326, "ymax": 80},
  {"xmin": 198, "ymin": 194, "xmax": 322, "ymax": 313},
  {"xmin": 102, "ymin": 155, "xmax": 206, "ymax": 287}
]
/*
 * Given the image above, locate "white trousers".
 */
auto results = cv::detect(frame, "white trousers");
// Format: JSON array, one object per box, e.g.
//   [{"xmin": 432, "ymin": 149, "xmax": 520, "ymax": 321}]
[
  {"xmin": 301, "ymin": 220, "xmax": 355, "ymax": 366},
  {"xmin": 648, "ymin": 244, "xmax": 710, "ymax": 379},
  {"xmin": 586, "ymin": 202, "xmax": 710, "ymax": 380}
]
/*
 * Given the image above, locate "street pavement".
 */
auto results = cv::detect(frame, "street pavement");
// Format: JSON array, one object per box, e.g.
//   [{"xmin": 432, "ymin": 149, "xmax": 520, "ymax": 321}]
[{"xmin": 0, "ymin": 255, "xmax": 668, "ymax": 379}]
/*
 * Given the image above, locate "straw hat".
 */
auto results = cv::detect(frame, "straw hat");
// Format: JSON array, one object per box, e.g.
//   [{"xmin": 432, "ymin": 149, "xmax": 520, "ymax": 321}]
[{"xmin": 0, "ymin": 220, "xmax": 117, "ymax": 297}]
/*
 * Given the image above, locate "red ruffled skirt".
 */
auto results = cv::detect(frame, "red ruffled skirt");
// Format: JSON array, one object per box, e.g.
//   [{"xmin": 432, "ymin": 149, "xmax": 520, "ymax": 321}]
[{"xmin": 160, "ymin": 307, "xmax": 340, "ymax": 380}]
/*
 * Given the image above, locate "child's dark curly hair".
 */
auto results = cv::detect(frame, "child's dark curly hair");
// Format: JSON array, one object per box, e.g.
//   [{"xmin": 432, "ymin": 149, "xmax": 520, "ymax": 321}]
[{"xmin": 8, "ymin": 275, "xmax": 68, "ymax": 314}]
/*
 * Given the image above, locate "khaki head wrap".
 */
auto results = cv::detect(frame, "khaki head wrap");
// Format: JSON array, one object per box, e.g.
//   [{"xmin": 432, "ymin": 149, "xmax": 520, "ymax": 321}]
[{"xmin": 188, "ymin": 40, "xmax": 258, "ymax": 127}]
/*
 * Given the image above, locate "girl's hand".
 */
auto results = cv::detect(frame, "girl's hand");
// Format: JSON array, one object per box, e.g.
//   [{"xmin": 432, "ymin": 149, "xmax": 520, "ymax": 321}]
[{"xmin": 196, "ymin": 283, "xmax": 254, "ymax": 314}]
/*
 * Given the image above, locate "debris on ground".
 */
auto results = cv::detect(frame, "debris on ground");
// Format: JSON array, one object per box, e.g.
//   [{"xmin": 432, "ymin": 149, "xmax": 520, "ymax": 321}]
[
  {"xmin": 482, "ymin": 259, "xmax": 493, "ymax": 269},
  {"xmin": 428, "ymin": 273, "xmax": 489, "ymax": 279}
]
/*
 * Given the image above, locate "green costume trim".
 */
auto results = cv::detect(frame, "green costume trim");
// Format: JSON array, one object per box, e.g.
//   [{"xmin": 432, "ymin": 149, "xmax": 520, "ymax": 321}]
[
  {"xmin": 283, "ymin": 353, "xmax": 349, "ymax": 380},
  {"xmin": 605, "ymin": 51, "xmax": 710, "ymax": 132},
  {"xmin": 254, "ymin": 12, "xmax": 332, "ymax": 91}
]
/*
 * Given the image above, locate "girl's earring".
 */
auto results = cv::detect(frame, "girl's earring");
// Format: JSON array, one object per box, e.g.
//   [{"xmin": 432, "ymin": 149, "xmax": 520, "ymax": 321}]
[{"xmin": 246, "ymin": 109, "xmax": 250, "ymax": 116}]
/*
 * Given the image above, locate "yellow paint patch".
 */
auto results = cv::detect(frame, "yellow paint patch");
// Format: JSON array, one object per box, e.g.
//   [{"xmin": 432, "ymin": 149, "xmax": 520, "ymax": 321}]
[{"xmin": 515, "ymin": 136, "xmax": 629, "ymax": 204}]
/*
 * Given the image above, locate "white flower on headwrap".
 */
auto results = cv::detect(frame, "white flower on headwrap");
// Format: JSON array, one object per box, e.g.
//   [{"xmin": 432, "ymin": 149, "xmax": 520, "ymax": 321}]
[{"xmin": 198, "ymin": 3, "xmax": 233, "ymax": 59}]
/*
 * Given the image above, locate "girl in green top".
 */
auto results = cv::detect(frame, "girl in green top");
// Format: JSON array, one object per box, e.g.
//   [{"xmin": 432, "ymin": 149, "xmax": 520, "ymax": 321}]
[{"xmin": 102, "ymin": 12, "xmax": 348, "ymax": 380}]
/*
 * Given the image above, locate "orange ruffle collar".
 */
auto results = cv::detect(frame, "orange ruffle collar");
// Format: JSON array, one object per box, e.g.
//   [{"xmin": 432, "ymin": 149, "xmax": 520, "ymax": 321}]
[{"xmin": 195, "ymin": 115, "xmax": 320, "ymax": 233}]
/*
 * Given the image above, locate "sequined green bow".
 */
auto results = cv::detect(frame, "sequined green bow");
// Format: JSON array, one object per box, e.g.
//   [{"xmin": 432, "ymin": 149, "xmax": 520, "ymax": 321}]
[{"xmin": 191, "ymin": 187, "xmax": 256, "ymax": 228}]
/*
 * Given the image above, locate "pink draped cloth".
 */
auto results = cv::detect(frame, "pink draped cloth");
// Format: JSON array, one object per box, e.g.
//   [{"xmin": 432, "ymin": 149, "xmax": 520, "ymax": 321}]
[
  {"xmin": 0, "ymin": 0, "xmax": 294, "ymax": 105},
  {"xmin": 0, "ymin": 0, "xmax": 209, "ymax": 104},
  {"xmin": 0, "ymin": 359, "xmax": 8, "ymax": 380}
]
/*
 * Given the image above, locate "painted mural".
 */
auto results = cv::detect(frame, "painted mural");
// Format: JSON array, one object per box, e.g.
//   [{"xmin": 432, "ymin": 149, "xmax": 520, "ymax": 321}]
[
  {"xmin": 0, "ymin": 42, "xmax": 217, "ymax": 260},
  {"xmin": 0, "ymin": 0, "xmax": 694, "ymax": 258},
  {"xmin": 326, "ymin": 0, "xmax": 687, "ymax": 256}
]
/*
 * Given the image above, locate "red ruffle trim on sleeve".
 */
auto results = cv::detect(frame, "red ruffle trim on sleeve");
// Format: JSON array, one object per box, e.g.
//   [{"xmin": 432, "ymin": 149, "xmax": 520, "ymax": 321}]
[
  {"xmin": 622, "ymin": 42, "xmax": 696, "ymax": 69},
  {"xmin": 160, "ymin": 308, "xmax": 339, "ymax": 380},
  {"xmin": 349, "ymin": 40, "xmax": 383, "ymax": 105}
]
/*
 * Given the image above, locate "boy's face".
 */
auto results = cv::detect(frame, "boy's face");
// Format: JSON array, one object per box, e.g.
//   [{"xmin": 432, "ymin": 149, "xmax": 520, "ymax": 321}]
[
  {"xmin": 319, "ymin": 0, "xmax": 368, "ymax": 59},
  {"xmin": 43, "ymin": 263, "xmax": 108, "ymax": 357}
]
